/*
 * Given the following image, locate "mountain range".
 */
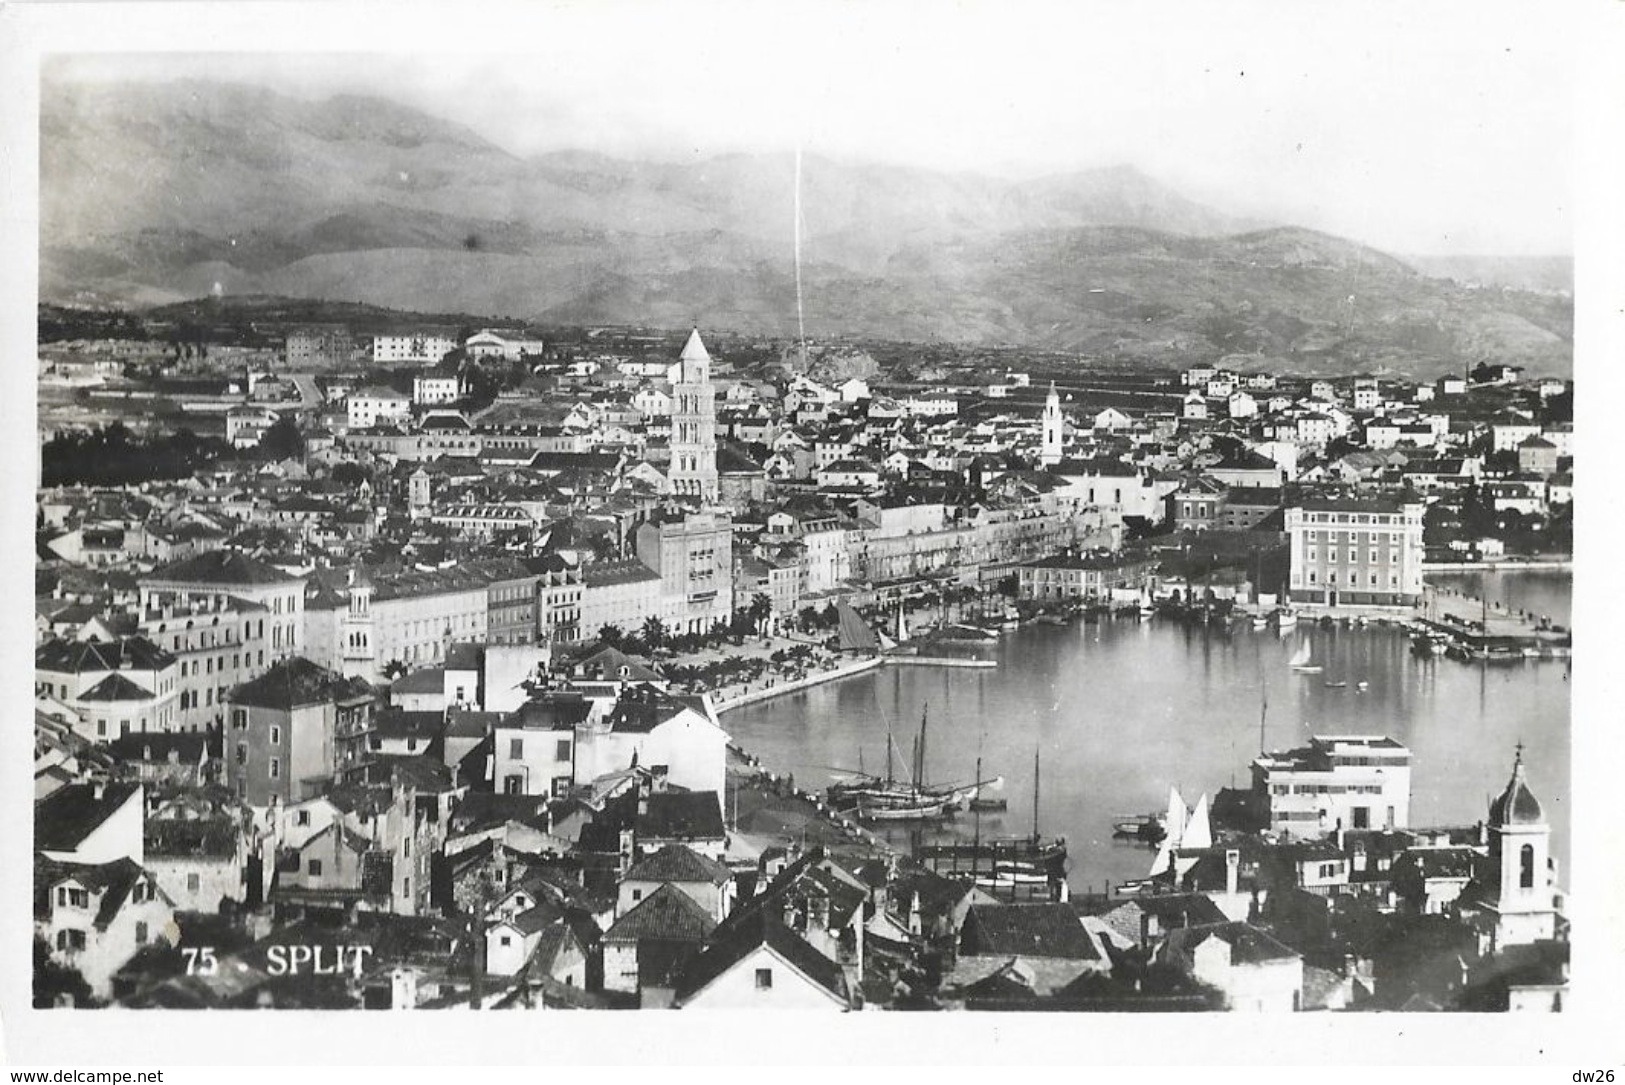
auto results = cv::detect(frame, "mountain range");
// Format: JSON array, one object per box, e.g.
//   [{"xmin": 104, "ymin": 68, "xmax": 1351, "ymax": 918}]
[{"xmin": 40, "ymin": 79, "xmax": 1572, "ymax": 378}]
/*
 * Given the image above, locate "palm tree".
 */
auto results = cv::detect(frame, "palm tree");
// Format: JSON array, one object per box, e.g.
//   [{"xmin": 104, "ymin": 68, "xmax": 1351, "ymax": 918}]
[
  {"xmin": 640, "ymin": 616, "xmax": 667, "ymax": 651},
  {"xmin": 381, "ymin": 660, "xmax": 408, "ymax": 681},
  {"xmin": 749, "ymin": 592, "xmax": 773, "ymax": 635},
  {"xmin": 598, "ymin": 623, "xmax": 624, "ymax": 649}
]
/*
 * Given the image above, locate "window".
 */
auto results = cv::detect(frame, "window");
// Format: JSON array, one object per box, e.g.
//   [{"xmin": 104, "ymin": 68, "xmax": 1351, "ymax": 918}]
[
  {"xmin": 1520, "ymin": 844, "xmax": 1535, "ymax": 889},
  {"xmin": 269, "ymin": 726, "xmax": 281, "ymax": 745},
  {"xmin": 755, "ymin": 968, "xmax": 773, "ymax": 990},
  {"xmin": 556, "ymin": 739, "xmax": 572, "ymax": 762},
  {"xmin": 631, "ymin": 888, "xmax": 643, "ymax": 902},
  {"xmin": 236, "ymin": 743, "xmax": 247, "ymax": 766},
  {"xmin": 500, "ymin": 935, "xmax": 512, "ymax": 947},
  {"xmin": 308, "ymin": 859, "xmax": 323, "ymax": 876},
  {"xmin": 296, "ymin": 810, "xmax": 310, "ymax": 826},
  {"xmin": 509, "ymin": 738, "xmax": 523, "ymax": 759},
  {"xmin": 403, "ymin": 877, "xmax": 411, "ymax": 897},
  {"xmin": 269, "ymin": 758, "xmax": 281, "ymax": 780},
  {"xmin": 135, "ymin": 921, "xmax": 149, "ymax": 945},
  {"xmin": 57, "ymin": 929, "xmax": 86, "ymax": 952},
  {"xmin": 187, "ymin": 873, "xmax": 201, "ymax": 892}
]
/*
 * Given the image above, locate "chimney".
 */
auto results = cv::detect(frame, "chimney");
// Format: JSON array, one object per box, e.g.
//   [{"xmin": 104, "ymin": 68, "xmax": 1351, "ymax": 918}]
[{"xmin": 1225, "ymin": 849, "xmax": 1240, "ymax": 896}]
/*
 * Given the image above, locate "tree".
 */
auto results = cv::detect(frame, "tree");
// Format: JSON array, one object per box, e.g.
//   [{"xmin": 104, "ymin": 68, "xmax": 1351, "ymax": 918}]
[
  {"xmin": 331, "ymin": 461, "xmax": 370, "ymax": 488},
  {"xmin": 381, "ymin": 660, "xmax": 409, "ymax": 681},
  {"xmin": 598, "ymin": 624, "xmax": 624, "ymax": 649},
  {"xmin": 640, "ymin": 616, "xmax": 667, "ymax": 651},
  {"xmin": 748, "ymin": 592, "xmax": 773, "ymax": 634},
  {"xmin": 257, "ymin": 416, "xmax": 305, "ymax": 461},
  {"xmin": 33, "ymin": 937, "xmax": 95, "ymax": 1008}
]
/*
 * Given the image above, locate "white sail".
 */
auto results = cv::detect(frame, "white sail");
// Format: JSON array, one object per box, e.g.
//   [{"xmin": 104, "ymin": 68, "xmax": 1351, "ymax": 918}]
[
  {"xmin": 1289, "ymin": 641, "xmax": 1312, "ymax": 668},
  {"xmin": 1148, "ymin": 836, "xmax": 1173, "ymax": 877},
  {"xmin": 1164, "ymin": 786, "xmax": 1188, "ymax": 844},
  {"xmin": 1181, "ymin": 793, "xmax": 1213, "ymax": 850}
]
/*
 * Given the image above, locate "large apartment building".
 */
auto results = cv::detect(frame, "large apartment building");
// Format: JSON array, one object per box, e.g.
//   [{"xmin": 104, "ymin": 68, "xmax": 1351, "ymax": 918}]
[
  {"xmin": 635, "ymin": 511, "xmax": 733, "ymax": 636},
  {"xmin": 1284, "ymin": 497, "xmax": 1424, "ymax": 608}
]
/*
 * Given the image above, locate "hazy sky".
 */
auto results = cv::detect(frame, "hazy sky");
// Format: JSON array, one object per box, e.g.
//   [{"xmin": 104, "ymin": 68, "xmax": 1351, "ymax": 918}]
[{"xmin": 45, "ymin": 1, "xmax": 1577, "ymax": 256}]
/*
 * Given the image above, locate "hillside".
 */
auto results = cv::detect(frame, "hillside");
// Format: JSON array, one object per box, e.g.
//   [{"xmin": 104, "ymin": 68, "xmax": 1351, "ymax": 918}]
[{"xmin": 39, "ymin": 78, "xmax": 1573, "ymax": 378}]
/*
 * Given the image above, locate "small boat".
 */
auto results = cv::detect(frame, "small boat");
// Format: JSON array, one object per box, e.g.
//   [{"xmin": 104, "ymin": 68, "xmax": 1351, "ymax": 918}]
[
  {"xmin": 1114, "ymin": 879, "xmax": 1151, "ymax": 895},
  {"xmin": 969, "ymin": 797, "xmax": 1008, "ymax": 812},
  {"xmin": 1355, "ymin": 680, "xmax": 1369, "ymax": 691},
  {"xmin": 859, "ymin": 797, "xmax": 947, "ymax": 822},
  {"xmin": 1275, "ymin": 609, "xmax": 1299, "ymax": 631},
  {"xmin": 1289, "ymin": 641, "xmax": 1323, "ymax": 674},
  {"xmin": 1112, "ymin": 813, "xmax": 1166, "ymax": 840},
  {"xmin": 1252, "ymin": 614, "xmax": 1269, "ymax": 631},
  {"xmin": 1323, "ymin": 680, "xmax": 1347, "ymax": 689}
]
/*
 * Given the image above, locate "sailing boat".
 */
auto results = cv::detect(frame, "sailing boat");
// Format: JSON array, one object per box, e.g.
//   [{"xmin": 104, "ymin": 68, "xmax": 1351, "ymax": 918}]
[
  {"xmin": 852, "ymin": 705, "xmax": 1000, "ymax": 820},
  {"xmin": 1147, "ymin": 786, "xmax": 1189, "ymax": 878},
  {"xmin": 1288, "ymin": 639, "xmax": 1323, "ymax": 674}
]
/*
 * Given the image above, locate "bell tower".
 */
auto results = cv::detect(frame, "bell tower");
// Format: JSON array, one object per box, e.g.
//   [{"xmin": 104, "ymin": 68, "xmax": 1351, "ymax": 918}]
[
  {"xmin": 1479, "ymin": 745, "xmax": 1557, "ymax": 949},
  {"xmin": 669, "ymin": 327, "xmax": 718, "ymax": 504},
  {"xmin": 1040, "ymin": 381, "xmax": 1064, "ymax": 466}
]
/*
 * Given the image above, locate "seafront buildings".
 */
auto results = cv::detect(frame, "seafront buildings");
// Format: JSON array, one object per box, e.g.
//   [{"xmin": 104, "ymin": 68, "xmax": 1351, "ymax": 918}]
[{"xmin": 34, "ymin": 319, "xmax": 1572, "ymax": 1010}]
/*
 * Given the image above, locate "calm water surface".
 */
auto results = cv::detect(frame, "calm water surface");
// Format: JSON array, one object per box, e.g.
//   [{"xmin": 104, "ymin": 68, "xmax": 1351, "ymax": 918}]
[{"xmin": 725, "ymin": 576, "xmax": 1571, "ymax": 892}]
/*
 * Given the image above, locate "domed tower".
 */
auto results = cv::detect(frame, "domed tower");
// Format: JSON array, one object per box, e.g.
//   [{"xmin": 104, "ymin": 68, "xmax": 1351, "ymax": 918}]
[
  {"xmin": 1040, "ymin": 382, "xmax": 1064, "ymax": 466},
  {"xmin": 1479, "ymin": 745, "xmax": 1557, "ymax": 949}
]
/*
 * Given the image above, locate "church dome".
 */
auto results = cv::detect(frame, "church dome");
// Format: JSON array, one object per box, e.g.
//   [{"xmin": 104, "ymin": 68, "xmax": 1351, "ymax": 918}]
[{"xmin": 1489, "ymin": 750, "xmax": 1544, "ymax": 826}]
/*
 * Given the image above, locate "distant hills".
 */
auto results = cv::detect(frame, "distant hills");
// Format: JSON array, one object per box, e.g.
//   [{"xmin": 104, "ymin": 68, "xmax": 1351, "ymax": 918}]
[{"xmin": 40, "ymin": 78, "xmax": 1572, "ymax": 378}]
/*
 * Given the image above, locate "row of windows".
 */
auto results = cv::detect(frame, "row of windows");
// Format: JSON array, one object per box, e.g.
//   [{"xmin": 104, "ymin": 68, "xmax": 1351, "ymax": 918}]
[
  {"xmin": 1305, "ymin": 549, "xmax": 1400, "ymax": 565},
  {"xmin": 1306, "ymin": 571, "xmax": 1401, "ymax": 587},
  {"xmin": 1273, "ymin": 783, "xmax": 1386, "ymax": 795}
]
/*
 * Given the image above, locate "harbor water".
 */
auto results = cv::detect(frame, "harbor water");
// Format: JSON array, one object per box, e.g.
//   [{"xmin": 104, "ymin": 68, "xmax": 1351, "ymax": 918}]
[{"xmin": 724, "ymin": 578, "xmax": 1571, "ymax": 892}]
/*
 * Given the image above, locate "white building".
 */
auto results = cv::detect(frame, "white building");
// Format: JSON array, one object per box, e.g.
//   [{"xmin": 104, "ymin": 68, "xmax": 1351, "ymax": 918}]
[
  {"xmin": 346, "ymin": 387, "xmax": 412, "ymax": 430},
  {"xmin": 1251, "ymin": 735, "xmax": 1412, "ymax": 838},
  {"xmin": 372, "ymin": 330, "xmax": 457, "ymax": 366}
]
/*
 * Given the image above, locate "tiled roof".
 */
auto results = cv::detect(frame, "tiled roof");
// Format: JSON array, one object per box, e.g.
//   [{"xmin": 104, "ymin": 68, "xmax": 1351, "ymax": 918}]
[
  {"xmin": 673, "ymin": 911, "xmax": 849, "ymax": 1007},
  {"xmin": 961, "ymin": 903, "xmax": 1100, "ymax": 960},
  {"xmin": 78, "ymin": 673, "xmax": 155, "ymax": 702},
  {"xmin": 144, "ymin": 551, "xmax": 300, "ymax": 587},
  {"xmin": 623, "ymin": 844, "xmax": 732, "ymax": 887},
  {"xmin": 36, "ymin": 636, "xmax": 175, "ymax": 675},
  {"xmin": 605, "ymin": 883, "xmax": 716, "ymax": 943},
  {"xmin": 1161, "ymin": 921, "xmax": 1300, "ymax": 967},
  {"xmin": 637, "ymin": 792, "xmax": 725, "ymax": 841},
  {"xmin": 230, "ymin": 657, "xmax": 372, "ymax": 711},
  {"xmin": 35, "ymin": 782, "xmax": 141, "ymax": 853},
  {"xmin": 108, "ymin": 732, "xmax": 208, "ymax": 764}
]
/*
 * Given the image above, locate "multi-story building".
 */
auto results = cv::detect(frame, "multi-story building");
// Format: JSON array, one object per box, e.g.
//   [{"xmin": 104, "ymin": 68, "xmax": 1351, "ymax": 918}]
[
  {"xmin": 371, "ymin": 329, "xmax": 458, "ymax": 366},
  {"xmin": 225, "ymin": 657, "xmax": 375, "ymax": 807},
  {"xmin": 35, "ymin": 637, "xmax": 181, "ymax": 741},
  {"xmin": 1251, "ymin": 735, "xmax": 1412, "ymax": 838},
  {"xmin": 284, "ymin": 325, "xmax": 356, "ymax": 369},
  {"xmin": 668, "ymin": 328, "xmax": 719, "ymax": 503},
  {"xmin": 308, "ymin": 558, "xmax": 538, "ymax": 683},
  {"xmin": 346, "ymin": 386, "xmax": 412, "ymax": 430},
  {"xmin": 136, "ymin": 593, "xmax": 276, "ymax": 734},
  {"xmin": 1285, "ymin": 497, "xmax": 1424, "ymax": 608},
  {"xmin": 530, "ymin": 554, "xmax": 585, "ymax": 645},
  {"xmin": 412, "ymin": 370, "xmax": 462, "ymax": 406},
  {"xmin": 1017, "ymin": 550, "xmax": 1159, "ymax": 603},
  {"xmin": 465, "ymin": 329, "xmax": 545, "ymax": 361},
  {"xmin": 636, "ymin": 511, "xmax": 733, "ymax": 636},
  {"xmin": 139, "ymin": 550, "xmax": 306, "ymax": 665},
  {"xmin": 578, "ymin": 558, "xmax": 665, "ymax": 642}
]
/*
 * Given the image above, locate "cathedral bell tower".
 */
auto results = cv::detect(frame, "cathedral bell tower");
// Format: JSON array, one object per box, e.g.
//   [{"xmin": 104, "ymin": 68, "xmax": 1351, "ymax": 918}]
[{"xmin": 669, "ymin": 327, "xmax": 719, "ymax": 504}]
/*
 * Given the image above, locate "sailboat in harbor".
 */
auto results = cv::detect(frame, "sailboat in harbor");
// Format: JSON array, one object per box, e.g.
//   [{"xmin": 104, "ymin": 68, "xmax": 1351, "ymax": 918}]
[
  {"xmin": 839, "ymin": 704, "xmax": 1003, "ymax": 821},
  {"xmin": 1288, "ymin": 639, "xmax": 1323, "ymax": 674}
]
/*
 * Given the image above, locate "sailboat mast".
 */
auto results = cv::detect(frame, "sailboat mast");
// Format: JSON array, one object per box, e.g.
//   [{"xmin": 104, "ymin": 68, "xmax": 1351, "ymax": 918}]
[
  {"xmin": 885, "ymin": 729, "xmax": 893, "ymax": 784},
  {"xmin": 918, "ymin": 704, "xmax": 928, "ymax": 789},
  {"xmin": 1032, "ymin": 748, "xmax": 1041, "ymax": 842},
  {"xmin": 793, "ymin": 145, "xmax": 807, "ymax": 365}
]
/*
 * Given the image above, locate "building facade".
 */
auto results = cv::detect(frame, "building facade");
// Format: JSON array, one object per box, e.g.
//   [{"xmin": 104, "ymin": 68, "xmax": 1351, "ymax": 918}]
[
  {"xmin": 1284, "ymin": 497, "xmax": 1424, "ymax": 608},
  {"xmin": 668, "ymin": 329, "xmax": 719, "ymax": 503}
]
